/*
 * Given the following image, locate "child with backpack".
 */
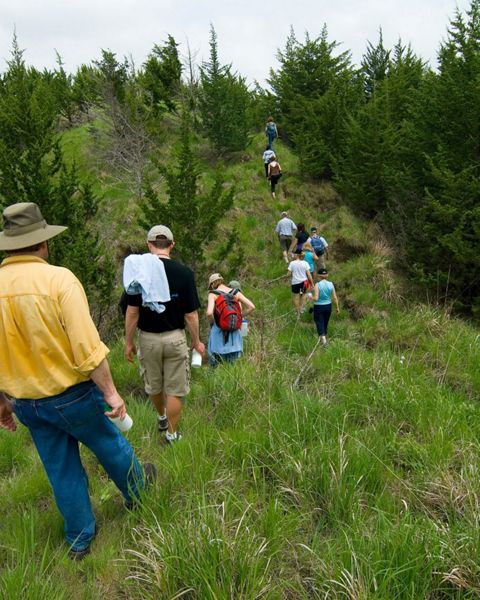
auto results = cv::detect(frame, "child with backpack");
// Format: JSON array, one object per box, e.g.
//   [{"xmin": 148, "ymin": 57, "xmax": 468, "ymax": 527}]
[
  {"xmin": 206, "ymin": 273, "xmax": 255, "ymax": 367},
  {"xmin": 265, "ymin": 117, "xmax": 278, "ymax": 148}
]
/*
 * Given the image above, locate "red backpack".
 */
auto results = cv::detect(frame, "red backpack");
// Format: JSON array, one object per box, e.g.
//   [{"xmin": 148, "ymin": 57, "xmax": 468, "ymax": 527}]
[{"xmin": 212, "ymin": 288, "xmax": 242, "ymax": 343}]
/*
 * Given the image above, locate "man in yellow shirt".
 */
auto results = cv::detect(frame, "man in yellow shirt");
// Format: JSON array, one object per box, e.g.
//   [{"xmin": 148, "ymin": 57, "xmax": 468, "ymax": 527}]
[{"xmin": 0, "ymin": 202, "xmax": 153, "ymax": 560}]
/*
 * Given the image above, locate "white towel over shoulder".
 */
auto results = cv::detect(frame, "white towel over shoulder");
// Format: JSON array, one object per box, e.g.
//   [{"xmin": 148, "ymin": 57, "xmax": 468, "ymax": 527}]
[{"xmin": 123, "ymin": 254, "xmax": 170, "ymax": 313}]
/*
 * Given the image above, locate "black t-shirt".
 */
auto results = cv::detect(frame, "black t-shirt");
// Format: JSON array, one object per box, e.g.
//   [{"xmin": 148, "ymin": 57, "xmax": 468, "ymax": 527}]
[
  {"xmin": 123, "ymin": 258, "xmax": 201, "ymax": 333},
  {"xmin": 296, "ymin": 231, "xmax": 309, "ymax": 244}
]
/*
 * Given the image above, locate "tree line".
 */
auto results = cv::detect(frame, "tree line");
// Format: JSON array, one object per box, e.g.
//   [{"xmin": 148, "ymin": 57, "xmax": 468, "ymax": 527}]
[{"xmin": 0, "ymin": 2, "xmax": 479, "ymax": 319}]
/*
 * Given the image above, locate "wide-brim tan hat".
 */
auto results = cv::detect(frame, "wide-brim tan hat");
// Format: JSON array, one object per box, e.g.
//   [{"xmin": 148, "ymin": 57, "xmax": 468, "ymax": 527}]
[
  {"xmin": 0, "ymin": 202, "xmax": 67, "ymax": 251},
  {"xmin": 208, "ymin": 273, "xmax": 223, "ymax": 289}
]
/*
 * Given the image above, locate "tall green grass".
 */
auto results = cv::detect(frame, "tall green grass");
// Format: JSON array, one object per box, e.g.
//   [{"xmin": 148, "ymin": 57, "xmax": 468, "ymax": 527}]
[{"xmin": 1, "ymin": 132, "xmax": 480, "ymax": 598}]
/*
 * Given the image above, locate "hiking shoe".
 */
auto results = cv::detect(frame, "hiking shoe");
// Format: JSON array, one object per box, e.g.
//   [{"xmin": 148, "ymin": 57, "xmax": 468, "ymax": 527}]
[
  {"xmin": 157, "ymin": 415, "xmax": 168, "ymax": 432},
  {"xmin": 68, "ymin": 546, "xmax": 91, "ymax": 561},
  {"xmin": 165, "ymin": 431, "xmax": 182, "ymax": 444}
]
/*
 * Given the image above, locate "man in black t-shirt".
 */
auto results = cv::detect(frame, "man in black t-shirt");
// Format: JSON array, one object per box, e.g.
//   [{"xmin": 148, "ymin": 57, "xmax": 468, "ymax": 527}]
[{"xmin": 124, "ymin": 225, "xmax": 205, "ymax": 443}]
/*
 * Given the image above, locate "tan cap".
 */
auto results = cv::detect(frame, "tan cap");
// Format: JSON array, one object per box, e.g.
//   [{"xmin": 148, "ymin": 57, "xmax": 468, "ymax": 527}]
[
  {"xmin": 0, "ymin": 202, "xmax": 67, "ymax": 251},
  {"xmin": 208, "ymin": 273, "xmax": 223, "ymax": 289},
  {"xmin": 147, "ymin": 225, "xmax": 173, "ymax": 242}
]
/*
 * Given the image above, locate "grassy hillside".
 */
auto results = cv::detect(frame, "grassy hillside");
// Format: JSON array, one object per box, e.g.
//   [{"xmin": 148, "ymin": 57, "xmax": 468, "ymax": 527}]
[{"xmin": 1, "ymin": 130, "xmax": 480, "ymax": 599}]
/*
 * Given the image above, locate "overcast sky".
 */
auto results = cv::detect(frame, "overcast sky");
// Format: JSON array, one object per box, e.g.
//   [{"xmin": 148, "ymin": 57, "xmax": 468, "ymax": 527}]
[{"xmin": 0, "ymin": 0, "xmax": 472, "ymax": 85}]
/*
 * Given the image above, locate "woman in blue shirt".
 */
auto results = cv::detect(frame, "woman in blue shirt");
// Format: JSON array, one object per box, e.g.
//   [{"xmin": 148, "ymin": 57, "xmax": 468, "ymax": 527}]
[
  {"xmin": 302, "ymin": 241, "xmax": 317, "ymax": 278},
  {"xmin": 312, "ymin": 268, "xmax": 340, "ymax": 346}
]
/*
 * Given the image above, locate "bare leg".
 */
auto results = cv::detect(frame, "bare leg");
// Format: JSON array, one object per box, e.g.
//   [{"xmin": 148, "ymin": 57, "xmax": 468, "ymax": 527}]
[
  {"xmin": 293, "ymin": 294, "xmax": 301, "ymax": 314},
  {"xmin": 149, "ymin": 392, "xmax": 166, "ymax": 416},
  {"xmin": 300, "ymin": 293, "xmax": 308, "ymax": 311},
  {"xmin": 165, "ymin": 395, "xmax": 182, "ymax": 433}
]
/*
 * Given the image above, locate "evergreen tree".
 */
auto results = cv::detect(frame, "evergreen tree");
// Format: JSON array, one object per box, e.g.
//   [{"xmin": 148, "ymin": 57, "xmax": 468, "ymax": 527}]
[
  {"xmin": 71, "ymin": 64, "xmax": 101, "ymax": 114},
  {"xmin": 139, "ymin": 110, "xmax": 234, "ymax": 273},
  {"xmin": 93, "ymin": 49, "xmax": 129, "ymax": 108},
  {"xmin": 199, "ymin": 26, "xmax": 250, "ymax": 153},
  {"xmin": 337, "ymin": 39, "xmax": 425, "ymax": 216},
  {"xmin": 269, "ymin": 26, "xmax": 360, "ymax": 179},
  {"xmin": 362, "ymin": 29, "xmax": 390, "ymax": 99},
  {"xmin": 0, "ymin": 36, "xmax": 115, "ymax": 327},
  {"xmin": 403, "ymin": 0, "xmax": 480, "ymax": 312},
  {"xmin": 140, "ymin": 35, "xmax": 182, "ymax": 113}
]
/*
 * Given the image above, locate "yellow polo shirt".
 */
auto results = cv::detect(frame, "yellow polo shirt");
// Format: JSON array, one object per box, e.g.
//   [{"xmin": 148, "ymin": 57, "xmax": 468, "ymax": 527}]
[{"xmin": 0, "ymin": 255, "xmax": 109, "ymax": 399}]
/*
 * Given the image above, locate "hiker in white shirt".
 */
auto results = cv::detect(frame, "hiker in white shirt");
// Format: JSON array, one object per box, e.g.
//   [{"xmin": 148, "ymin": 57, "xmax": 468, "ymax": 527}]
[{"xmin": 288, "ymin": 250, "xmax": 314, "ymax": 316}]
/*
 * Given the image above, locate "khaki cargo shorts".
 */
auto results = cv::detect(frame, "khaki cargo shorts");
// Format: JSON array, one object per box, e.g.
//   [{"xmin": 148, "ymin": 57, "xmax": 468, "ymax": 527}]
[
  {"xmin": 137, "ymin": 329, "xmax": 190, "ymax": 397},
  {"xmin": 279, "ymin": 235, "xmax": 292, "ymax": 252}
]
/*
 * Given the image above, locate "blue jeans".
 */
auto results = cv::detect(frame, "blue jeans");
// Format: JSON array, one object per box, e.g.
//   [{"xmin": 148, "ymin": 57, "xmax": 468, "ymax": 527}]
[{"xmin": 13, "ymin": 381, "xmax": 144, "ymax": 551}]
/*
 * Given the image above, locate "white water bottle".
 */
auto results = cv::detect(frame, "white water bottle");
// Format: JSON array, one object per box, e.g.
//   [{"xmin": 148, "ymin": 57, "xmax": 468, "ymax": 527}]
[
  {"xmin": 107, "ymin": 411, "xmax": 133, "ymax": 432},
  {"xmin": 241, "ymin": 319, "xmax": 248, "ymax": 337},
  {"xmin": 103, "ymin": 402, "xmax": 133, "ymax": 432},
  {"xmin": 191, "ymin": 348, "xmax": 202, "ymax": 368}
]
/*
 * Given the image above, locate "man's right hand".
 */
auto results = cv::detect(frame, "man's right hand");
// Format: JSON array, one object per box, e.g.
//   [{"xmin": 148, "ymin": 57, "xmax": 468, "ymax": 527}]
[
  {"xmin": 103, "ymin": 390, "xmax": 127, "ymax": 420},
  {"xmin": 0, "ymin": 399, "xmax": 16, "ymax": 432},
  {"xmin": 125, "ymin": 342, "xmax": 137, "ymax": 363}
]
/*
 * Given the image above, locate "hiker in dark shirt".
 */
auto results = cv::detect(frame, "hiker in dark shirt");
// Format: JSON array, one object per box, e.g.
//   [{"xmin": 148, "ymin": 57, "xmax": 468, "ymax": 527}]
[
  {"xmin": 123, "ymin": 225, "xmax": 205, "ymax": 444},
  {"xmin": 290, "ymin": 223, "xmax": 309, "ymax": 255}
]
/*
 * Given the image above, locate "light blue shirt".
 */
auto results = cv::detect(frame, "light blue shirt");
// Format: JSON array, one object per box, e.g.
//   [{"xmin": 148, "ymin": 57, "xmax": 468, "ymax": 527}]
[
  {"xmin": 304, "ymin": 250, "xmax": 315, "ymax": 275},
  {"xmin": 263, "ymin": 149, "xmax": 276, "ymax": 164},
  {"xmin": 314, "ymin": 280, "xmax": 335, "ymax": 305},
  {"xmin": 275, "ymin": 217, "xmax": 297, "ymax": 236}
]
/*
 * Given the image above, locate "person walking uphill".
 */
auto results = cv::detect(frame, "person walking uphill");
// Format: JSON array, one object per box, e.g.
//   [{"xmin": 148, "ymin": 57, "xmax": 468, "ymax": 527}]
[
  {"xmin": 288, "ymin": 250, "xmax": 314, "ymax": 316},
  {"xmin": 312, "ymin": 268, "xmax": 340, "ymax": 346},
  {"xmin": 265, "ymin": 116, "xmax": 278, "ymax": 148},
  {"xmin": 275, "ymin": 211, "xmax": 297, "ymax": 264},
  {"xmin": 124, "ymin": 225, "xmax": 205, "ymax": 444},
  {"xmin": 206, "ymin": 274, "xmax": 255, "ymax": 367},
  {"xmin": 268, "ymin": 156, "xmax": 282, "ymax": 198},
  {"xmin": 0, "ymin": 202, "xmax": 154, "ymax": 561},
  {"xmin": 262, "ymin": 146, "xmax": 276, "ymax": 177},
  {"xmin": 308, "ymin": 227, "xmax": 329, "ymax": 269}
]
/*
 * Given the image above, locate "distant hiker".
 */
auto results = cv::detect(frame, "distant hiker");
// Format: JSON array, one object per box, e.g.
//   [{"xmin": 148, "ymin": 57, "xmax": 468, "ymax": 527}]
[
  {"xmin": 206, "ymin": 273, "xmax": 255, "ymax": 367},
  {"xmin": 265, "ymin": 116, "xmax": 278, "ymax": 148},
  {"xmin": 312, "ymin": 268, "xmax": 340, "ymax": 346},
  {"xmin": 308, "ymin": 227, "xmax": 329, "ymax": 269},
  {"xmin": 268, "ymin": 157, "xmax": 282, "ymax": 198},
  {"xmin": 124, "ymin": 225, "xmax": 205, "ymax": 444},
  {"xmin": 262, "ymin": 146, "xmax": 276, "ymax": 177},
  {"xmin": 228, "ymin": 279, "xmax": 242, "ymax": 291},
  {"xmin": 275, "ymin": 211, "xmax": 297, "ymax": 263},
  {"xmin": 288, "ymin": 250, "xmax": 314, "ymax": 316},
  {"xmin": 290, "ymin": 223, "xmax": 309, "ymax": 255},
  {"xmin": 302, "ymin": 241, "xmax": 318, "ymax": 277},
  {"xmin": 0, "ymin": 202, "xmax": 155, "ymax": 560}
]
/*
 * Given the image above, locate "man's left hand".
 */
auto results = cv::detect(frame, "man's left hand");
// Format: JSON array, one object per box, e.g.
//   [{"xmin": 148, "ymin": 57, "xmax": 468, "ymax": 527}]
[{"xmin": 0, "ymin": 399, "xmax": 16, "ymax": 432}]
